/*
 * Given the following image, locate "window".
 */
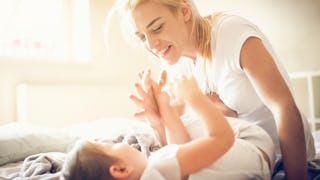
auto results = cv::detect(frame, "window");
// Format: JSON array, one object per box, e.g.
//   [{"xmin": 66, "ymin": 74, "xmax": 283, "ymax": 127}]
[{"xmin": 0, "ymin": 0, "xmax": 90, "ymax": 62}]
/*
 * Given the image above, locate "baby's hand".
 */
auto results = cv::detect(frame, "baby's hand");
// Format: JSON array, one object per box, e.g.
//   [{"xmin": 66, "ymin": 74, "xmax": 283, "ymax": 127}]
[
  {"xmin": 130, "ymin": 70, "xmax": 161, "ymax": 122},
  {"xmin": 174, "ymin": 76, "xmax": 202, "ymax": 103}
]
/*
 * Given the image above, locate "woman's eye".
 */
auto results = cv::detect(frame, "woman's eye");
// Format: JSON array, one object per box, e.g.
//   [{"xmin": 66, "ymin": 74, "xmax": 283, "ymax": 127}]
[{"xmin": 153, "ymin": 24, "xmax": 163, "ymax": 32}]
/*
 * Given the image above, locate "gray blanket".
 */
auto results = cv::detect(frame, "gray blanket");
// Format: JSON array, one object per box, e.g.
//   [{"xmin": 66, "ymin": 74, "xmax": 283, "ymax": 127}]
[
  {"xmin": 0, "ymin": 133, "xmax": 161, "ymax": 180},
  {"xmin": 95, "ymin": 132, "xmax": 161, "ymax": 157},
  {"xmin": 20, "ymin": 152, "xmax": 65, "ymax": 180}
]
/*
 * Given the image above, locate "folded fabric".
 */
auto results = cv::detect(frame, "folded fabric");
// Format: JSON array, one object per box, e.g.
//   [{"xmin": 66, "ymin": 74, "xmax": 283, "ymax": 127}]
[
  {"xmin": 96, "ymin": 132, "xmax": 162, "ymax": 157},
  {"xmin": 21, "ymin": 152, "xmax": 66, "ymax": 179}
]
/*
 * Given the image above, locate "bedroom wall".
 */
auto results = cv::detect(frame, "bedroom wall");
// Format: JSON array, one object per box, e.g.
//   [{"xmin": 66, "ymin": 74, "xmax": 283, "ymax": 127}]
[
  {"xmin": 197, "ymin": 0, "xmax": 320, "ymax": 72},
  {"xmin": 0, "ymin": 0, "xmax": 319, "ymax": 127},
  {"xmin": 0, "ymin": 0, "xmax": 160, "ymax": 126}
]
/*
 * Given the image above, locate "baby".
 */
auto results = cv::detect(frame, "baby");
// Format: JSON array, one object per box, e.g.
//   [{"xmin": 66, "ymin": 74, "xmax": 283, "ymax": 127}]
[{"xmin": 62, "ymin": 73, "xmax": 274, "ymax": 180}]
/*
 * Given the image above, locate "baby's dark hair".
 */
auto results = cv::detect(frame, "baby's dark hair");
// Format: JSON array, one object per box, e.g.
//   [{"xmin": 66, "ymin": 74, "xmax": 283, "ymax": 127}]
[{"xmin": 61, "ymin": 140, "xmax": 118, "ymax": 180}]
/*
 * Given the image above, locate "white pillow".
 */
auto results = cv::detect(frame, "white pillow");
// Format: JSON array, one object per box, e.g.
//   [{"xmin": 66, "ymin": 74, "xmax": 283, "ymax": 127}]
[
  {"xmin": 0, "ymin": 123, "xmax": 78, "ymax": 166},
  {"xmin": 64, "ymin": 117, "xmax": 156, "ymax": 140},
  {"xmin": 0, "ymin": 118, "xmax": 156, "ymax": 166}
]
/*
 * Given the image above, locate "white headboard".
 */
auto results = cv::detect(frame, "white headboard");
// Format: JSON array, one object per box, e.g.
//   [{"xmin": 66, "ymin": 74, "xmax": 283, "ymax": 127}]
[{"xmin": 16, "ymin": 83, "xmax": 138, "ymax": 127}]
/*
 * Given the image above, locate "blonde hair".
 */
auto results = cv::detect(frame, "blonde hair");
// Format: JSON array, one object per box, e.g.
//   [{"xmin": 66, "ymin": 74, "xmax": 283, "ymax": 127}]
[{"xmin": 115, "ymin": 0, "xmax": 213, "ymax": 62}]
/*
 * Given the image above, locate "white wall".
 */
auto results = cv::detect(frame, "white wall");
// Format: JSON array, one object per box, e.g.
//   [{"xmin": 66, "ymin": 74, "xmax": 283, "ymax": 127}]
[
  {"xmin": 0, "ymin": 0, "xmax": 319, "ymax": 126},
  {"xmin": 0, "ymin": 0, "xmax": 160, "ymax": 125}
]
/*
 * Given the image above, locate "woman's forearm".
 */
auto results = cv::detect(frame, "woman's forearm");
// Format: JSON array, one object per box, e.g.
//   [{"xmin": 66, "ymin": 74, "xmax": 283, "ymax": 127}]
[{"xmin": 277, "ymin": 105, "xmax": 307, "ymax": 180}]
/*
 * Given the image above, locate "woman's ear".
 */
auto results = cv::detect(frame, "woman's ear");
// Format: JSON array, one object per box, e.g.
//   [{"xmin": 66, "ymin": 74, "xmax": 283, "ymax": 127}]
[
  {"xmin": 109, "ymin": 164, "xmax": 133, "ymax": 179},
  {"xmin": 180, "ymin": 0, "xmax": 192, "ymax": 22}
]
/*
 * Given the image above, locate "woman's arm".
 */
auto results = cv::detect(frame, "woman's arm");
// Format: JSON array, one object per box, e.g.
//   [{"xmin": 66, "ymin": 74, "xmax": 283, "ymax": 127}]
[
  {"xmin": 174, "ymin": 77, "xmax": 235, "ymax": 179},
  {"xmin": 207, "ymin": 92, "xmax": 238, "ymax": 118},
  {"xmin": 240, "ymin": 37, "xmax": 307, "ymax": 180}
]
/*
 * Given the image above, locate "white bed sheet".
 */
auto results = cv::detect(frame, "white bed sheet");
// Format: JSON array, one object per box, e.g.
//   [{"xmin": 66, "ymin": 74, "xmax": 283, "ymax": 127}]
[{"xmin": 0, "ymin": 120, "xmax": 320, "ymax": 180}]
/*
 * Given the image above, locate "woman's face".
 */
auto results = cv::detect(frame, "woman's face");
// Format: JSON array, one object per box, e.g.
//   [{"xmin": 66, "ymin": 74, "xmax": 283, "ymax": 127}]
[{"xmin": 130, "ymin": 1, "xmax": 193, "ymax": 65}]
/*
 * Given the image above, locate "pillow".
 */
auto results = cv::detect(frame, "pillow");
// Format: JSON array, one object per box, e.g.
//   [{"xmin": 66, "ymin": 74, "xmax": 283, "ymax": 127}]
[
  {"xmin": 0, "ymin": 118, "xmax": 157, "ymax": 166},
  {"xmin": 63, "ymin": 117, "xmax": 157, "ymax": 140},
  {"xmin": 0, "ymin": 123, "xmax": 78, "ymax": 166}
]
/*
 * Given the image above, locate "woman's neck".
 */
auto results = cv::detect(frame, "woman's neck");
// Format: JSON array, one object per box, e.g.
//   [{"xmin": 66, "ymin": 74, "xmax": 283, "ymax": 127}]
[
  {"xmin": 180, "ymin": 18, "xmax": 198, "ymax": 63},
  {"xmin": 182, "ymin": 36, "xmax": 198, "ymax": 63}
]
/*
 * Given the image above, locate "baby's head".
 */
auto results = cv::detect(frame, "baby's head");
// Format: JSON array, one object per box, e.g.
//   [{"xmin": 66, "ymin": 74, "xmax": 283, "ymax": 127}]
[
  {"xmin": 62, "ymin": 141, "xmax": 118, "ymax": 180},
  {"xmin": 62, "ymin": 140, "xmax": 147, "ymax": 180}
]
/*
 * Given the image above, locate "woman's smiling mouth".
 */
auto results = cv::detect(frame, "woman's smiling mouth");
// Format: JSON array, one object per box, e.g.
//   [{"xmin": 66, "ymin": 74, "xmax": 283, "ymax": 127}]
[{"xmin": 158, "ymin": 45, "xmax": 171, "ymax": 58}]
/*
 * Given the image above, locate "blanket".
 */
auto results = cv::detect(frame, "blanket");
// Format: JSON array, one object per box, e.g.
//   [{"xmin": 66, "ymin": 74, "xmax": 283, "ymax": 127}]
[
  {"xmin": 20, "ymin": 152, "xmax": 65, "ymax": 180},
  {"xmin": 96, "ymin": 132, "xmax": 161, "ymax": 157},
  {"xmin": 272, "ymin": 158, "xmax": 320, "ymax": 180},
  {"xmin": 1, "ymin": 133, "xmax": 161, "ymax": 180}
]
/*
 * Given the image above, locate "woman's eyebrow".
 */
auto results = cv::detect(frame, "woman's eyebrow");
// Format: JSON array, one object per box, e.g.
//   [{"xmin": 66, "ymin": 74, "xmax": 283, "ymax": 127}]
[
  {"xmin": 135, "ymin": 17, "xmax": 162, "ymax": 36},
  {"xmin": 146, "ymin": 17, "xmax": 162, "ymax": 28}
]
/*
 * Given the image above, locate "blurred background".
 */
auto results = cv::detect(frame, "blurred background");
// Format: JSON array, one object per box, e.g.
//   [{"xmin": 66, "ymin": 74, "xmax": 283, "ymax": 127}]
[{"xmin": 0, "ymin": 0, "xmax": 319, "ymax": 129}]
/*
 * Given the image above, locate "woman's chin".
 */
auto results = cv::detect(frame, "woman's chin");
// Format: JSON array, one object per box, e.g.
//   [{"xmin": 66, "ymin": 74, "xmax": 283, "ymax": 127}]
[{"xmin": 163, "ymin": 57, "xmax": 179, "ymax": 65}]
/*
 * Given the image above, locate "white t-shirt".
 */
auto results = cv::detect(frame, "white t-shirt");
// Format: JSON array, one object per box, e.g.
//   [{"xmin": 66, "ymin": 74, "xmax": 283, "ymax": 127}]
[
  {"xmin": 140, "ymin": 117, "xmax": 274, "ymax": 180},
  {"xmin": 140, "ymin": 145, "xmax": 181, "ymax": 180},
  {"xmin": 164, "ymin": 14, "xmax": 315, "ymax": 160}
]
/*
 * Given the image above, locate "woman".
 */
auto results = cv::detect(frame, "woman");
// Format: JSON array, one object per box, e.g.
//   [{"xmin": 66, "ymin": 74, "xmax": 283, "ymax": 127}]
[{"xmin": 114, "ymin": 0, "xmax": 315, "ymax": 179}]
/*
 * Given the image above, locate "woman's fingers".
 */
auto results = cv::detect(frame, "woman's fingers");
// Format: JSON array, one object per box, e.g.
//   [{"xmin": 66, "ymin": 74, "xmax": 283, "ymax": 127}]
[
  {"xmin": 129, "ymin": 94, "xmax": 147, "ymax": 118},
  {"xmin": 142, "ymin": 69, "xmax": 152, "ymax": 91},
  {"xmin": 158, "ymin": 70, "xmax": 167, "ymax": 89},
  {"xmin": 129, "ymin": 94, "xmax": 144, "ymax": 107},
  {"xmin": 137, "ymin": 70, "xmax": 144, "ymax": 79},
  {"xmin": 134, "ymin": 82, "xmax": 147, "ymax": 97},
  {"xmin": 133, "ymin": 110, "xmax": 146, "ymax": 118},
  {"xmin": 131, "ymin": 69, "xmax": 164, "ymax": 122}
]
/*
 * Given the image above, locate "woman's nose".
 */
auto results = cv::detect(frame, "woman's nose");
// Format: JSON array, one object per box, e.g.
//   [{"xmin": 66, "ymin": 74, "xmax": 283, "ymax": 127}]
[{"xmin": 145, "ymin": 35, "xmax": 160, "ymax": 52}]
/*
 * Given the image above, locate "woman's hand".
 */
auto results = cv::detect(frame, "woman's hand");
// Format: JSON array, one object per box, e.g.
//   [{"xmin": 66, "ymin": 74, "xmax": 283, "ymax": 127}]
[
  {"xmin": 130, "ymin": 70, "xmax": 162, "ymax": 125},
  {"xmin": 130, "ymin": 70, "xmax": 171, "ymax": 124},
  {"xmin": 207, "ymin": 92, "xmax": 238, "ymax": 118},
  {"xmin": 130, "ymin": 70, "xmax": 170, "ymax": 145}
]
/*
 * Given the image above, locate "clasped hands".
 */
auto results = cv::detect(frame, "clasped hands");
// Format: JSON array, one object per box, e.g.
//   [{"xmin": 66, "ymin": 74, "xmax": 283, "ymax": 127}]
[
  {"xmin": 129, "ymin": 69, "xmax": 200, "ymax": 127},
  {"xmin": 129, "ymin": 69, "xmax": 238, "ymax": 128}
]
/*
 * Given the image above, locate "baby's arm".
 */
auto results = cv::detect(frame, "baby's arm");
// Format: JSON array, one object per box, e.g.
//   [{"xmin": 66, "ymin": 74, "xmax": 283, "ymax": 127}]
[
  {"xmin": 130, "ymin": 70, "xmax": 190, "ymax": 145},
  {"xmin": 130, "ymin": 70, "xmax": 167, "ymax": 145},
  {"xmin": 152, "ymin": 71, "xmax": 191, "ymax": 145},
  {"xmin": 174, "ymin": 76, "xmax": 235, "ymax": 179}
]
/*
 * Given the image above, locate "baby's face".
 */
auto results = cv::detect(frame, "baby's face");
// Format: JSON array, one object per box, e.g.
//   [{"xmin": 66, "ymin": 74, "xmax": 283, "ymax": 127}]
[{"xmin": 101, "ymin": 143, "xmax": 147, "ymax": 167}]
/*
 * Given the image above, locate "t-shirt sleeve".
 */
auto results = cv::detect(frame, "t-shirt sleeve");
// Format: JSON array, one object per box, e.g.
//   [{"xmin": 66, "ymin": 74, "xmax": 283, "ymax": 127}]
[
  {"xmin": 144, "ymin": 144, "xmax": 181, "ymax": 180},
  {"xmin": 216, "ymin": 15, "xmax": 262, "ymax": 71}
]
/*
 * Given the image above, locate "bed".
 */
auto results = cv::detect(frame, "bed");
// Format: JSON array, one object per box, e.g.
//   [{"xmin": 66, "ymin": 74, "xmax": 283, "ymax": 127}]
[
  {"xmin": 0, "ymin": 117, "xmax": 160, "ymax": 180},
  {"xmin": 1, "ymin": 82, "xmax": 320, "ymax": 179},
  {"xmin": 1, "ymin": 82, "xmax": 163, "ymax": 179},
  {"xmin": 0, "ymin": 118, "xmax": 320, "ymax": 180}
]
